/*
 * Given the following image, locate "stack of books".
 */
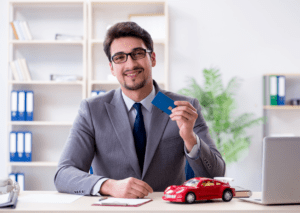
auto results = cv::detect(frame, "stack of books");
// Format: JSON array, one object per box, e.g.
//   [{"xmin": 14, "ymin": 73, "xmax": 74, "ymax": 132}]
[
  {"xmin": 10, "ymin": 59, "xmax": 32, "ymax": 82},
  {"xmin": 10, "ymin": 21, "xmax": 33, "ymax": 40},
  {"xmin": 263, "ymin": 75, "xmax": 285, "ymax": 105},
  {"xmin": 11, "ymin": 90, "xmax": 34, "ymax": 121}
]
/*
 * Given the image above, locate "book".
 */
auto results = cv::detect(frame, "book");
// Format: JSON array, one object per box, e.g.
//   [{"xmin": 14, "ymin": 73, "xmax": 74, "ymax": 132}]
[
  {"xmin": 10, "ymin": 22, "xmax": 19, "ymax": 40},
  {"xmin": 50, "ymin": 74, "xmax": 82, "ymax": 82},
  {"xmin": 9, "ymin": 61, "xmax": 20, "ymax": 81},
  {"xmin": 20, "ymin": 59, "xmax": 32, "ymax": 81},
  {"xmin": 18, "ymin": 59, "xmax": 28, "ymax": 81},
  {"xmin": 92, "ymin": 197, "xmax": 152, "ymax": 207},
  {"xmin": 232, "ymin": 186, "xmax": 252, "ymax": 198},
  {"xmin": 14, "ymin": 60, "xmax": 25, "ymax": 81},
  {"xmin": 22, "ymin": 21, "xmax": 33, "ymax": 40}
]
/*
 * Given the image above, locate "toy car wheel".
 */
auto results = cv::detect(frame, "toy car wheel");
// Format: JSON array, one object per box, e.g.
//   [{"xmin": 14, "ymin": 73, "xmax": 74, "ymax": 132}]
[
  {"xmin": 222, "ymin": 189, "xmax": 233, "ymax": 202},
  {"xmin": 185, "ymin": 192, "xmax": 196, "ymax": 204}
]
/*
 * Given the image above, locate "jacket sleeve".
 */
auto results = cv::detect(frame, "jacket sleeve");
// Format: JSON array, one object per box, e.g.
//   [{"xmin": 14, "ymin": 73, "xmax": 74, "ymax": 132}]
[
  {"xmin": 186, "ymin": 98, "xmax": 226, "ymax": 178},
  {"xmin": 54, "ymin": 99, "xmax": 104, "ymax": 195}
]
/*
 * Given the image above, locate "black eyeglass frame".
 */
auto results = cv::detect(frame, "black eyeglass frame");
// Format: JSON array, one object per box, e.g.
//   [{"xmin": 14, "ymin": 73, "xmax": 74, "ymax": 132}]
[{"xmin": 111, "ymin": 48, "xmax": 152, "ymax": 64}]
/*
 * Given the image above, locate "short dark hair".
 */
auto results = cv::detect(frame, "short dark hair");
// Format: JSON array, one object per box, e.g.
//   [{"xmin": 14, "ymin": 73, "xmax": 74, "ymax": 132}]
[{"xmin": 103, "ymin": 22, "xmax": 153, "ymax": 62}]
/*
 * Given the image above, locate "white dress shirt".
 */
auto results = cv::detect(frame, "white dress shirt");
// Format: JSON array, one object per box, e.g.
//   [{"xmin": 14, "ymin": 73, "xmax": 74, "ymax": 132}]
[{"xmin": 92, "ymin": 86, "xmax": 201, "ymax": 195}]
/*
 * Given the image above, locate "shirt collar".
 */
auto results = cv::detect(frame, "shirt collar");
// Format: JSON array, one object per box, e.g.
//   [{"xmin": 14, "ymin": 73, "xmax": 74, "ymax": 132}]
[{"xmin": 122, "ymin": 85, "xmax": 155, "ymax": 113}]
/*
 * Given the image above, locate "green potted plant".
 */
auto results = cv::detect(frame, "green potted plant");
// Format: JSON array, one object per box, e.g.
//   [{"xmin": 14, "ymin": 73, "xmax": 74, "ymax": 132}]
[{"xmin": 179, "ymin": 68, "xmax": 263, "ymax": 165}]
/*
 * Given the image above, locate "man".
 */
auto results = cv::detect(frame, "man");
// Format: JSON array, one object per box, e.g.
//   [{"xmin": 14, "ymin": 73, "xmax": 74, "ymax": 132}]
[{"xmin": 54, "ymin": 22, "xmax": 225, "ymax": 198}]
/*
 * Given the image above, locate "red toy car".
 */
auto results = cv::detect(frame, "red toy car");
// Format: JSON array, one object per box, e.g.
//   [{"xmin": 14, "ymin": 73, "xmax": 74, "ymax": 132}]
[{"xmin": 162, "ymin": 177, "xmax": 236, "ymax": 203}]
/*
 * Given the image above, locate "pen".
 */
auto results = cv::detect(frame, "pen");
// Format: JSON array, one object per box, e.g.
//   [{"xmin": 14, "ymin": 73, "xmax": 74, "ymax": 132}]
[{"xmin": 98, "ymin": 197, "xmax": 107, "ymax": 201}]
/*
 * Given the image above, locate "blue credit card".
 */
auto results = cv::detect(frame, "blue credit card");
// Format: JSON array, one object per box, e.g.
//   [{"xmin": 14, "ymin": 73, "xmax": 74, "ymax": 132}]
[{"xmin": 151, "ymin": 91, "xmax": 176, "ymax": 115}]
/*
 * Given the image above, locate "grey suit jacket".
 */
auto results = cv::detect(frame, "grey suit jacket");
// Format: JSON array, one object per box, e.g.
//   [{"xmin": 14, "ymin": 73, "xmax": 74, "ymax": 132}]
[{"xmin": 54, "ymin": 80, "xmax": 225, "ymax": 195}]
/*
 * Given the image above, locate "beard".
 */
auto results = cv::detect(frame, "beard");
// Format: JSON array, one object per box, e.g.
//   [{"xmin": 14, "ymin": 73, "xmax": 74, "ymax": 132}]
[{"xmin": 123, "ymin": 78, "xmax": 147, "ymax": 90}]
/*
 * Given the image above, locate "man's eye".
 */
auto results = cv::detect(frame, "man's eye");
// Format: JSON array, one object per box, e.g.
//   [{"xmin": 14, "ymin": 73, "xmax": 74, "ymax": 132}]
[
  {"xmin": 133, "ymin": 51, "xmax": 144, "ymax": 56},
  {"xmin": 115, "ymin": 55, "xmax": 125, "ymax": 61}
]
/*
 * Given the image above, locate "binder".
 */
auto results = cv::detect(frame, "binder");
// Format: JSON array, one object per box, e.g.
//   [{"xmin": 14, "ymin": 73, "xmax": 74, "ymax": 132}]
[
  {"xmin": 9, "ymin": 132, "xmax": 17, "ymax": 162},
  {"xmin": 17, "ymin": 132, "xmax": 24, "ymax": 162},
  {"xmin": 16, "ymin": 173, "xmax": 25, "ymax": 191},
  {"xmin": 11, "ymin": 91, "xmax": 18, "ymax": 121},
  {"xmin": 269, "ymin": 75, "xmax": 277, "ymax": 105},
  {"xmin": 91, "ymin": 90, "xmax": 98, "ymax": 97},
  {"xmin": 9, "ymin": 173, "xmax": 16, "ymax": 183},
  {"xmin": 98, "ymin": 90, "xmax": 106, "ymax": 95},
  {"xmin": 263, "ymin": 76, "xmax": 270, "ymax": 106},
  {"xmin": 277, "ymin": 76, "xmax": 285, "ymax": 105},
  {"xmin": 24, "ymin": 132, "xmax": 32, "ymax": 162},
  {"xmin": 18, "ymin": 90, "xmax": 26, "ymax": 121},
  {"xmin": 25, "ymin": 91, "xmax": 34, "ymax": 121}
]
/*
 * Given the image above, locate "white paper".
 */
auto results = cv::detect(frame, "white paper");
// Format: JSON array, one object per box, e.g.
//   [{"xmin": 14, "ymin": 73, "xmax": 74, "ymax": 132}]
[
  {"xmin": 18, "ymin": 194, "xmax": 83, "ymax": 204},
  {"xmin": 95, "ymin": 197, "xmax": 151, "ymax": 206},
  {"xmin": 0, "ymin": 193, "xmax": 10, "ymax": 205}
]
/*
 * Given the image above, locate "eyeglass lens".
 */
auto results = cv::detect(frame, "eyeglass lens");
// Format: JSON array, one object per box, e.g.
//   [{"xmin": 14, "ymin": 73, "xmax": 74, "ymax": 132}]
[{"xmin": 112, "ymin": 49, "xmax": 147, "ymax": 64}]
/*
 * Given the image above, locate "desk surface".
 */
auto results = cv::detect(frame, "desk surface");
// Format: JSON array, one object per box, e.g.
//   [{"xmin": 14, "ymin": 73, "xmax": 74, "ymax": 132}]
[{"xmin": 1, "ymin": 191, "xmax": 300, "ymax": 213}]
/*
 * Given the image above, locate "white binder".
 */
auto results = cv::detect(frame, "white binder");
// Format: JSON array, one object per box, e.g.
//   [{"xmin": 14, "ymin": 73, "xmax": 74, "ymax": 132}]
[
  {"xmin": 11, "ymin": 91, "xmax": 18, "ymax": 121},
  {"xmin": 9, "ymin": 132, "xmax": 17, "ymax": 162},
  {"xmin": 18, "ymin": 91, "xmax": 26, "ymax": 121},
  {"xmin": 25, "ymin": 91, "xmax": 34, "ymax": 121},
  {"xmin": 17, "ymin": 132, "xmax": 24, "ymax": 161},
  {"xmin": 9, "ymin": 174, "xmax": 16, "ymax": 183},
  {"xmin": 24, "ymin": 132, "xmax": 32, "ymax": 162},
  {"xmin": 17, "ymin": 173, "xmax": 25, "ymax": 191}
]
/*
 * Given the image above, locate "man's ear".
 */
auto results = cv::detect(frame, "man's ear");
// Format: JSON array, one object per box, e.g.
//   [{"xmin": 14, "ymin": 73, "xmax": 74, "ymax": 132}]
[
  {"xmin": 109, "ymin": 62, "xmax": 115, "ymax": 76},
  {"xmin": 151, "ymin": 52, "xmax": 156, "ymax": 67}
]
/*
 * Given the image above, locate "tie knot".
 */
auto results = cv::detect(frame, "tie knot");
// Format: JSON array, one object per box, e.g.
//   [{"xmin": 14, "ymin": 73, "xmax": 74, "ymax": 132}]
[{"xmin": 133, "ymin": 103, "xmax": 142, "ymax": 112}]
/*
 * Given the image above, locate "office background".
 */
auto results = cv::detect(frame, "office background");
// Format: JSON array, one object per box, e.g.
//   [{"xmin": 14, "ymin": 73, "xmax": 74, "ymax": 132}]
[{"xmin": 1, "ymin": 0, "xmax": 300, "ymax": 192}]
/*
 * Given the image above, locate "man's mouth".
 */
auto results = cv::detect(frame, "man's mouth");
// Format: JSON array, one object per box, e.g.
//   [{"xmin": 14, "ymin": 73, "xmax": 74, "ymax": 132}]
[{"xmin": 124, "ymin": 69, "xmax": 143, "ymax": 77}]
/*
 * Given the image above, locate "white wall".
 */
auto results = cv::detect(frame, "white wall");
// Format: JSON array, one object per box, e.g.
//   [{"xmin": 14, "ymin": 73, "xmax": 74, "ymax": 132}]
[{"xmin": 1, "ymin": 0, "xmax": 300, "ymax": 192}]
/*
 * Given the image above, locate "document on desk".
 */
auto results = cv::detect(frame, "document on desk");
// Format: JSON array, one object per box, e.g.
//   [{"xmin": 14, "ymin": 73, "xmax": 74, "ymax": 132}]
[
  {"xmin": 93, "ymin": 197, "xmax": 152, "ymax": 207},
  {"xmin": 18, "ymin": 193, "xmax": 83, "ymax": 204}
]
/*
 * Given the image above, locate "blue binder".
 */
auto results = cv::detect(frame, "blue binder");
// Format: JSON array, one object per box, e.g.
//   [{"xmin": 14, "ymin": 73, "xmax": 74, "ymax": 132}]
[
  {"xmin": 98, "ymin": 90, "xmax": 106, "ymax": 95},
  {"xmin": 24, "ymin": 131, "xmax": 32, "ymax": 162},
  {"xmin": 16, "ymin": 173, "xmax": 25, "ymax": 191},
  {"xmin": 11, "ymin": 91, "xmax": 19, "ymax": 121},
  {"xmin": 277, "ymin": 76, "xmax": 286, "ymax": 105},
  {"xmin": 16, "ymin": 132, "xmax": 25, "ymax": 162},
  {"xmin": 18, "ymin": 90, "xmax": 26, "ymax": 121},
  {"xmin": 10, "ymin": 131, "xmax": 17, "ymax": 162},
  {"xmin": 91, "ymin": 90, "xmax": 98, "ymax": 97},
  {"xmin": 25, "ymin": 91, "xmax": 34, "ymax": 121}
]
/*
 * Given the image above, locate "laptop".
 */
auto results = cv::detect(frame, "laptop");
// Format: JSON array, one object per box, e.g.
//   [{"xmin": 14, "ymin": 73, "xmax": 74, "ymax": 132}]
[{"xmin": 240, "ymin": 137, "xmax": 300, "ymax": 205}]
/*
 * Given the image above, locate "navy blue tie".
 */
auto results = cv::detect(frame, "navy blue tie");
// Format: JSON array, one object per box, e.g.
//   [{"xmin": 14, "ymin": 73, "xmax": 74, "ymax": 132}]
[{"xmin": 133, "ymin": 103, "xmax": 147, "ymax": 172}]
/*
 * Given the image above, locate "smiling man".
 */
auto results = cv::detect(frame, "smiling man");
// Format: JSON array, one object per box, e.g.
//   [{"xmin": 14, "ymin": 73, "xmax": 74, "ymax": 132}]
[{"xmin": 54, "ymin": 22, "xmax": 225, "ymax": 198}]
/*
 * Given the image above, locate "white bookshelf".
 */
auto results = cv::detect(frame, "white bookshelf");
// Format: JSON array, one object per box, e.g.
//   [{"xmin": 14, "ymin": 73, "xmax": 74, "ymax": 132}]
[
  {"xmin": 87, "ymin": 0, "xmax": 169, "ymax": 97},
  {"xmin": 263, "ymin": 74, "xmax": 300, "ymax": 138},
  {"xmin": 7, "ymin": 0, "xmax": 168, "ymax": 191},
  {"xmin": 7, "ymin": 0, "xmax": 87, "ymax": 191}
]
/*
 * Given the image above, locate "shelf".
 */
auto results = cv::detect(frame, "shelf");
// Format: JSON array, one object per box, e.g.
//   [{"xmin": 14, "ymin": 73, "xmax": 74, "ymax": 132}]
[
  {"xmin": 8, "ymin": 162, "xmax": 58, "ymax": 167},
  {"xmin": 10, "ymin": 40, "xmax": 84, "ymax": 45},
  {"xmin": 263, "ymin": 74, "xmax": 300, "ymax": 76},
  {"xmin": 9, "ymin": 81, "xmax": 84, "ymax": 85},
  {"xmin": 264, "ymin": 105, "xmax": 300, "ymax": 110},
  {"xmin": 9, "ymin": 121, "xmax": 73, "ymax": 126},
  {"xmin": 91, "ymin": 39, "xmax": 165, "ymax": 45}
]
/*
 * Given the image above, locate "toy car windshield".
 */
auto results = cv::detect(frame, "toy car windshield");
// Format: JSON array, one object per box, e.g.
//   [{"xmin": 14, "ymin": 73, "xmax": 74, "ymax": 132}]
[{"xmin": 183, "ymin": 179, "xmax": 200, "ymax": 187}]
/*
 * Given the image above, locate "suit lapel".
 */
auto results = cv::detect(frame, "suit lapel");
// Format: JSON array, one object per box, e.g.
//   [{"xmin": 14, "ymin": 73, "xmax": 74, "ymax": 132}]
[
  {"xmin": 142, "ymin": 83, "xmax": 171, "ymax": 178},
  {"xmin": 105, "ymin": 88, "xmax": 141, "ymax": 178}
]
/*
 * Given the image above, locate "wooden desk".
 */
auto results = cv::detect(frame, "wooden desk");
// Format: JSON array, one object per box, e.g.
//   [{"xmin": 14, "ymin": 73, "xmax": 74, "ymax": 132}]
[{"xmin": 1, "ymin": 191, "xmax": 300, "ymax": 213}]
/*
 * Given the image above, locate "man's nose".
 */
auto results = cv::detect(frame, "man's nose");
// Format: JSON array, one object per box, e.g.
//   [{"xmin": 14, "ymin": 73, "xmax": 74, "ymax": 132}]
[{"xmin": 124, "ymin": 54, "xmax": 138, "ymax": 68}]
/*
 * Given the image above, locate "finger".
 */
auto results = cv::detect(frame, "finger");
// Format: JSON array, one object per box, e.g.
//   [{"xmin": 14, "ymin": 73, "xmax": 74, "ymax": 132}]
[
  {"xmin": 133, "ymin": 179, "xmax": 153, "ymax": 193},
  {"xmin": 171, "ymin": 115, "xmax": 189, "ymax": 122},
  {"xmin": 171, "ymin": 109, "xmax": 196, "ymax": 120},
  {"xmin": 130, "ymin": 183, "xmax": 150, "ymax": 197},
  {"xmin": 174, "ymin": 101, "xmax": 195, "ymax": 109},
  {"xmin": 172, "ymin": 105, "xmax": 197, "ymax": 115}
]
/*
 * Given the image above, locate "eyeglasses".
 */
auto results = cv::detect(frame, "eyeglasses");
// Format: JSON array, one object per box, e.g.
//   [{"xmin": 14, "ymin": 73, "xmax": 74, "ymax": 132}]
[{"xmin": 111, "ymin": 48, "xmax": 152, "ymax": 64}]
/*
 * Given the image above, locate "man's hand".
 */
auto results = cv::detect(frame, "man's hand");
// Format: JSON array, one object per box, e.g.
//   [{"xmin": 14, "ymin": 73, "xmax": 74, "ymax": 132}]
[
  {"xmin": 170, "ymin": 101, "xmax": 198, "ymax": 152},
  {"xmin": 100, "ymin": 177, "xmax": 153, "ymax": 198}
]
